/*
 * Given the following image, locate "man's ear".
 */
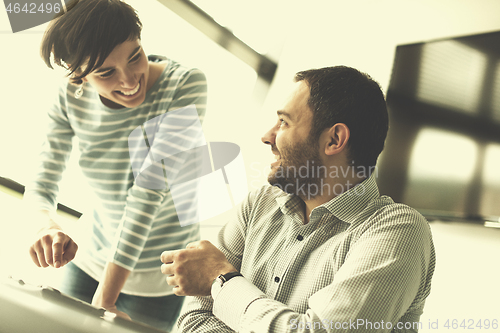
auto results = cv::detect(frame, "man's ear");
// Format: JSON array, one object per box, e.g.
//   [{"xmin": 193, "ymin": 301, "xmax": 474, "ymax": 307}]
[{"xmin": 323, "ymin": 123, "xmax": 350, "ymax": 156}]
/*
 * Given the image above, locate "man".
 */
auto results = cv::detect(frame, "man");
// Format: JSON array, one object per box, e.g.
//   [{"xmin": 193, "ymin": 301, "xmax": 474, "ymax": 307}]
[{"xmin": 161, "ymin": 66, "xmax": 436, "ymax": 332}]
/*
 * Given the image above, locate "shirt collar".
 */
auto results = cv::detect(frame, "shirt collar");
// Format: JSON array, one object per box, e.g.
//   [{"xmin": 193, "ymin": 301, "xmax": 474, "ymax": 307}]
[
  {"xmin": 322, "ymin": 173, "xmax": 380, "ymax": 224},
  {"xmin": 276, "ymin": 192, "xmax": 302, "ymax": 216},
  {"xmin": 275, "ymin": 173, "xmax": 380, "ymax": 224}
]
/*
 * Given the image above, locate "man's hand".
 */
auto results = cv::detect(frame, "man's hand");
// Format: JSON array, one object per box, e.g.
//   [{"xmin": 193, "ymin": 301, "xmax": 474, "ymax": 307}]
[
  {"xmin": 29, "ymin": 226, "xmax": 78, "ymax": 268},
  {"xmin": 161, "ymin": 240, "xmax": 237, "ymax": 296}
]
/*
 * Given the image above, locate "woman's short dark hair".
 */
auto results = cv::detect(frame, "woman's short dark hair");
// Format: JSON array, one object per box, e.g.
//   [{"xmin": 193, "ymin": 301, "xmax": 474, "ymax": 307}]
[
  {"xmin": 41, "ymin": 0, "xmax": 142, "ymax": 84},
  {"xmin": 295, "ymin": 66, "xmax": 389, "ymax": 171}
]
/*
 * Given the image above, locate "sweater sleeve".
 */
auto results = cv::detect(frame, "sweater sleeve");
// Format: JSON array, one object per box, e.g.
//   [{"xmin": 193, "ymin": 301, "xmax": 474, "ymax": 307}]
[
  {"xmin": 110, "ymin": 68, "xmax": 208, "ymax": 270},
  {"xmin": 23, "ymin": 84, "xmax": 75, "ymax": 213}
]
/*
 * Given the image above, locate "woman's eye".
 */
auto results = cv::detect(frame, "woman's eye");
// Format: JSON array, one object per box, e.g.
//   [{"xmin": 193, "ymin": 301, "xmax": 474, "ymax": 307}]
[
  {"xmin": 130, "ymin": 53, "xmax": 141, "ymax": 63},
  {"xmin": 279, "ymin": 119, "xmax": 287, "ymax": 127},
  {"xmin": 100, "ymin": 70, "xmax": 114, "ymax": 78}
]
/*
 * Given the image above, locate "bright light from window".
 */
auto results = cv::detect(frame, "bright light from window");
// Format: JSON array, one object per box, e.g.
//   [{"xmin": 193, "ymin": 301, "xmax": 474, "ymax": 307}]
[
  {"xmin": 407, "ymin": 127, "xmax": 477, "ymax": 182},
  {"xmin": 416, "ymin": 40, "xmax": 486, "ymax": 114}
]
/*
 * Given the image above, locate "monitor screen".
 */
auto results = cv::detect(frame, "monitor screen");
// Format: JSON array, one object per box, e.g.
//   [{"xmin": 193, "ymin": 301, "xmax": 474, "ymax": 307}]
[{"xmin": 377, "ymin": 30, "xmax": 500, "ymax": 222}]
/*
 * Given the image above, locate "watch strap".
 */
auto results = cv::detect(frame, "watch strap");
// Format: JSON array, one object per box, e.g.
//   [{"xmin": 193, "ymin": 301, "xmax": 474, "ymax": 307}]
[
  {"xmin": 217, "ymin": 271, "xmax": 243, "ymax": 286},
  {"xmin": 211, "ymin": 271, "xmax": 243, "ymax": 299}
]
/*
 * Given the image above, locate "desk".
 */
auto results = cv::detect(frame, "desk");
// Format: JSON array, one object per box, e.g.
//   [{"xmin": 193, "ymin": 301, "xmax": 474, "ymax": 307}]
[
  {"xmin": 0, "ymin": 276, "xmax": 164, "ymax": 333},
  {"xmin": 0, "ymin": 187, "xmax": 166, "ymax": 333}
]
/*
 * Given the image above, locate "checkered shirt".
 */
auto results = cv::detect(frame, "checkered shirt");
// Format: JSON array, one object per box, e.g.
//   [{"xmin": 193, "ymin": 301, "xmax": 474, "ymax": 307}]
[{"xmin": 178, "ymin": 174, "xmax": 436, "ymax": 332}]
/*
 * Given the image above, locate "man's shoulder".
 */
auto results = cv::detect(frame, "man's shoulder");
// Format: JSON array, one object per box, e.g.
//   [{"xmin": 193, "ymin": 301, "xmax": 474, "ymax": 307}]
[
  {"xmin": 358, "ymin": 195, "xmax": 432, "ymax": 239},
  {"xmin": 370, "ymin": 196, "xmax": 427, "ymax": 223}
]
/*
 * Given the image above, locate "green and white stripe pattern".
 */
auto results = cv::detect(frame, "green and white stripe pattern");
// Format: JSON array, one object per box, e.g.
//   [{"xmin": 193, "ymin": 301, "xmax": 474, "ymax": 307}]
[{"xmin": 25, "ymin": 57, "xmax": 207, "ymax": 272}]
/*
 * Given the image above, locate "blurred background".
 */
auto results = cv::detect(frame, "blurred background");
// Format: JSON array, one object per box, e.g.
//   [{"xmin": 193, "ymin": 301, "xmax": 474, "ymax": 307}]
[{"xmin": 1, "ymin": 0, "xmax": 499, "ymax": 331}]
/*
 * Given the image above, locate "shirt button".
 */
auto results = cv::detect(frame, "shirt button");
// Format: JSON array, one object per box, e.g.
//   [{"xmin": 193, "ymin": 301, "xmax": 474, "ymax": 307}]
[
  {"xmin": 274, "ymin": 276, "xmax": 280, "ymax": 283},
  {"xmin": 297, "ymin": 235, "xmax": 303, "ymax": 241}
]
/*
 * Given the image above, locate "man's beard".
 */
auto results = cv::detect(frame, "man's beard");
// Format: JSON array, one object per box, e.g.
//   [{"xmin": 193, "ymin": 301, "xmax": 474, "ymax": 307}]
[{"xmin": 268, "ymin": 135, "xmax": 326, "ymax": 199}]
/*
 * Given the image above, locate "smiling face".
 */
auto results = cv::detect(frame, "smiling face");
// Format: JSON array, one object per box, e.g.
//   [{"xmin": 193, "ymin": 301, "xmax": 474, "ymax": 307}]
[
  {"xmin": 81, "ymin": 38, "xmax": 150, "ymax": 109},
  {"xmin": 261, "ymin": 81, "xmax": 326, "ymax": 197}
]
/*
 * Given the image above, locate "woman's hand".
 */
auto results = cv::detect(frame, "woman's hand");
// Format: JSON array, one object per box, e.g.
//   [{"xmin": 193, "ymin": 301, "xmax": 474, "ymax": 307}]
[
  {"xmin": 29, "ymin": 225, "xmax": 78, "ymax": 268},
  {"xmin": 91, "ymin": 262, "xmax": 132, "ymax": 320},
  {"xmin": 92, "ymin": 289, "xmax": 131, "ymax": 321},
  {"xmin": 102, "ymin": 305, "xmax": 132, "ymax": 321}
]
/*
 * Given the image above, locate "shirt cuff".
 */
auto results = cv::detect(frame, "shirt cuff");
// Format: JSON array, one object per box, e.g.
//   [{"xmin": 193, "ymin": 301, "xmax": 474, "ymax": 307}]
[{"xmin": 211, "ymin": 276, "xmax": 266, "ymax": 331}]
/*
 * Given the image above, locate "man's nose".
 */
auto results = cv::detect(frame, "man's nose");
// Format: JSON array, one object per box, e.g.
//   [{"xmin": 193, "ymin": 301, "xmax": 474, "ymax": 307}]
[{"xmin": 261, "ymin": 125, "xmax": 277, "ymax": 146}]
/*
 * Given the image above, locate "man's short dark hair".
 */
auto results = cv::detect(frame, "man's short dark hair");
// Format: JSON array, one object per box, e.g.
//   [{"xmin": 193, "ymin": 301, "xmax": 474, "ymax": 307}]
[
  {"xmin": 41, "ymin": 0, "xmax": 142, "ymax": 85},
  {"xmin": 295, "ymin": 66, "xmax": 389, "ymax": 171}
]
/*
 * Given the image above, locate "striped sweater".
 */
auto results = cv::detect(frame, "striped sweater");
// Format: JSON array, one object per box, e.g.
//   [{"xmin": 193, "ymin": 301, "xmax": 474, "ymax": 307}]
[{"xmin": 24, "ymin": 57, "xmax": 207, "ymax": 273}]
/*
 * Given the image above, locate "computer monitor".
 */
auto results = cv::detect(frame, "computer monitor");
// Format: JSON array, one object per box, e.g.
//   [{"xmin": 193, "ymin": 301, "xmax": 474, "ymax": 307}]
[{"xmin": 377, "ymin": 30, "xmax": 500, "ymax": 223}]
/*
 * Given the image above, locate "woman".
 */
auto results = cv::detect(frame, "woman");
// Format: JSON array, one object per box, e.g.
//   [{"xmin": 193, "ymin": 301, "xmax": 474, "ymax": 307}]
[{"xmin": 25, "ymin": 0, "xmax": 207, "ymax": 331}]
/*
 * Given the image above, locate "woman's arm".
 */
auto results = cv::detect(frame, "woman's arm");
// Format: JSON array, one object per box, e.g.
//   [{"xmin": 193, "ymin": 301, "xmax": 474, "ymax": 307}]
[
  {"xmin": 95, "ymin": 66, "xmax": 208, "ymax": 313},
  {"xmin": 91, "ymin": 262, "xmax": 131, "ymax": 319},
  {"xmin": 25, "ymin": 83, "xmax": 78, "ymax": 269}
]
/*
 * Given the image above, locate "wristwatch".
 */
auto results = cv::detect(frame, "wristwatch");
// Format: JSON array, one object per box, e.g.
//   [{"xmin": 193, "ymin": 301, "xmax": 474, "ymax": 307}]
[{"xmin": 213, "ymin": 271, "xmax": 243, "ymax": 287}]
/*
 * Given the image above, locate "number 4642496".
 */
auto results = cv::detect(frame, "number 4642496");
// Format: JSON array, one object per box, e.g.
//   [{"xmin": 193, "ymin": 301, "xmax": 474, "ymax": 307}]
[
  {"xmin": 5, "ymin": 2, "xmax": 61, "ymax": 14},
  {"xmin": 444, "ymin": 319, "xmax": 498, "ymax": 330}
]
